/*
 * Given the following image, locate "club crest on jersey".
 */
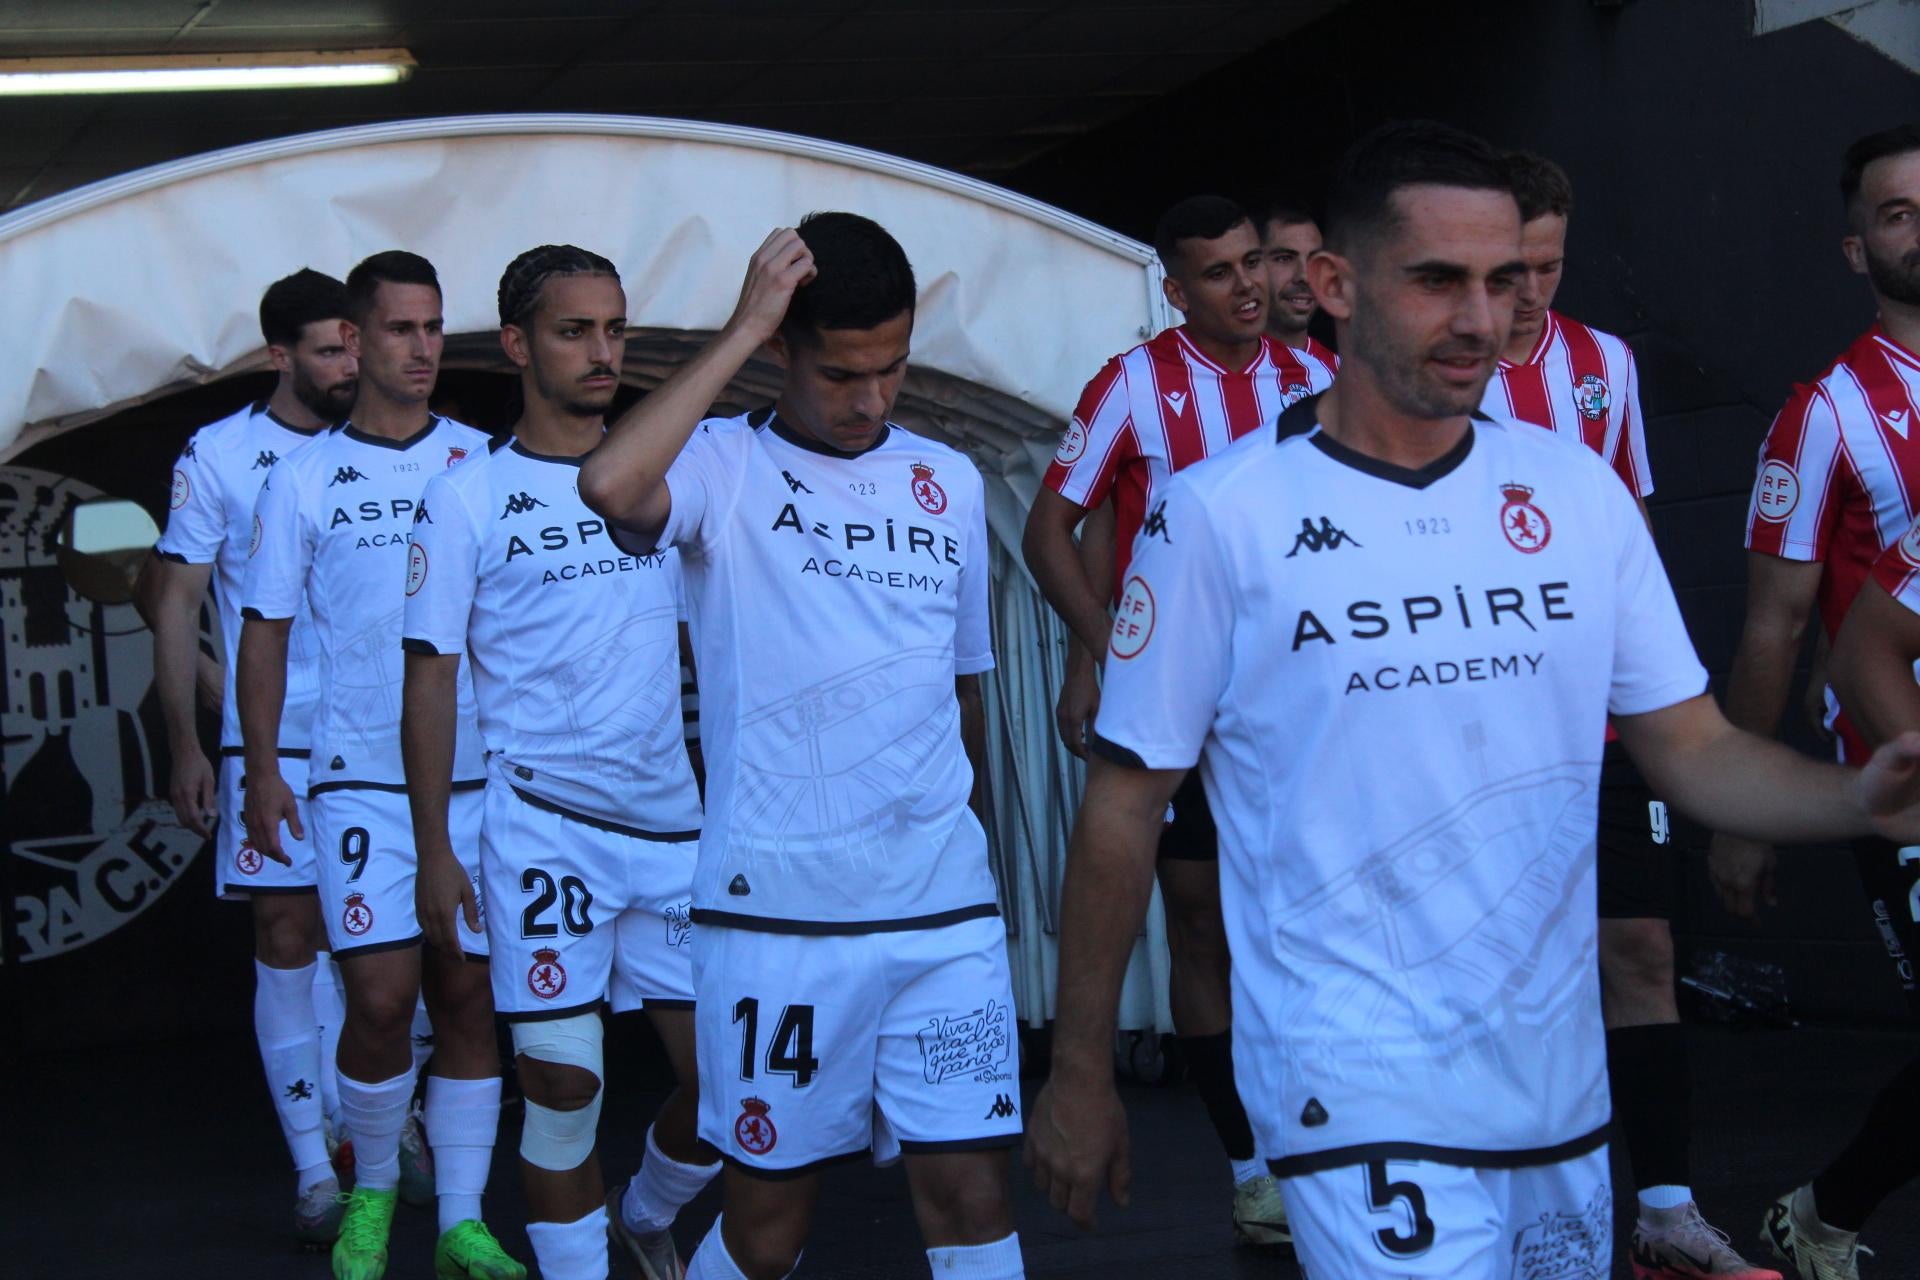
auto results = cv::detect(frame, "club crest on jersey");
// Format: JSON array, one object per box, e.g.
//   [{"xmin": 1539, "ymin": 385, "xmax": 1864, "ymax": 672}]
[
  {"xmin": 735, "ymin": 1096, "xmax": 778, "ymax": 1155},
  {"xmin": 1900, "ymin": 521, "xmax": 1920, "ymax": 568},
  {"xmin": 446, "ymin": 446, "xmax": 468, "ymax": 468},
  {"xmin": 248, "ymin": 514, "xmax": 264, "ymax": 558},
  {"xmin": 1110, "ymin": 575, "xmax": 1156, "ymax": 659},
  {"xmin": 1055, "ymin": 418, "xmax": 1088, "ymax": 465},
  {"xmin": 910, "ymin": 461, "xmax": 948, "ymax": 515},
  {"xmin": 1572, "ymin": 373, "xmax": 1611, "ymax": 422},
  {"xmin": 1499, "ymin": 482, "xmax": 1552, "ymax": 554},
  {"xmin": 235, "ymin": 840, "xmax": 263, "ymax": 876},
  {"xmin": 169, "ymin": 469, "xmax": 190, "ymax": 510},
  {"xmin": 1755, "ymin": 459, "xmax": 1799, "ymax": 523},
  {"xmin": 405, "ymin": 541, "xmax": 428, "ymax": 596},
  {"xmin": 1283, "ymin": 382, "xmax": 1311, "ymax": 406},
  {"xmin": 527, "ymin": 947, "xmax": 567, "ymax": 1000},
  {"xmin": 341, "ymin": 892, "xmax": 374, "ymax": 937}
]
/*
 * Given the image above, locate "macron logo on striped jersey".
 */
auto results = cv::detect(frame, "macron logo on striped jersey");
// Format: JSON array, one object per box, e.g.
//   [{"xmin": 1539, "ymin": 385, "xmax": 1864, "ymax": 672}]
[
  {"xmin": 1886, "ymin": 408, "xmax": 1909, "ymax": 439},
  {"xmin": 1163, "ymin": 391, "xmax": 1187, "ymax": 416}
]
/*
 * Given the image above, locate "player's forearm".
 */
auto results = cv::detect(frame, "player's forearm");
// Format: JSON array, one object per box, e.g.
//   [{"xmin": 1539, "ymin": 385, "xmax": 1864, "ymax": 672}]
[
  {"xmin": 1023, "ymin": 512, "xmax": 1114, "ymax": 657},
  {"xmin": 957, "ymin": 675, "xmax": 990, "ymax": 826},
  {"xmin": 1049, "ymin": 766, "xmax": 1165, "ymax": 1082},
  {"xmin": 581, "ymin": 323, "xmax": 763, "ymax": 532},
  {"xmin": 1720, "ymin": 613, "xmax": 1804, "ymax": 737},
  {"xmin": 236, "ymin": 619, "xmax": 290, "ymax": 777},
  {"xmin": 151, "ymin": 589, "xmax": 207, "ymax": 758},
  {"xmin": 400, "ymin": 653, "xmax": 461, "ymax": 859}
]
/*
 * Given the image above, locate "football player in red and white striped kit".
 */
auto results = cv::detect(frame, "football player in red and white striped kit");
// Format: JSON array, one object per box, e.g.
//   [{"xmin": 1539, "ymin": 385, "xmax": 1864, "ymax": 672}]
[
  {"xmin": 1481, "ymin": 153, "xmax": 1775, "ymax": 1280},
  {"xmin": 1716, "ymin": 122, "xmax": 1920, "ymax": 1280},
  {"xmin": 1250, "ymin": 192, "xmax": 1340, "ymax": 372},
  {"xmin": 1022, "ymin": 195, "xmax": 1334, "ymax": 1248}
]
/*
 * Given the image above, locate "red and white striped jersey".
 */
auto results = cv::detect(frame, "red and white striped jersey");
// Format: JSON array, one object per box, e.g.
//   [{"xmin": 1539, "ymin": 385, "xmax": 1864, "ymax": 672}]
[
  {"xmin": 1481, "ymin": 311, "xmax": 1652, "ymax": 497},
  {"xmin": 1746, "ymin": 325, "xmax": 1920, "ymax": 761},
  {"xmin": 1044, "ymin": 327, "xmax": 1335, "ymax": 601},
  {"xmin": 1300, "ymin": 335, "xmax": 1340, "ymax": 370}
]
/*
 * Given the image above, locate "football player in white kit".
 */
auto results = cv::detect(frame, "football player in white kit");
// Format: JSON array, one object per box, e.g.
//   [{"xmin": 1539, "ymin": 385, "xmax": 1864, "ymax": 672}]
[
  {"xmin": 580, "ymin": 214, "xmax": 1023, "ymax": 1280},
  {"xmin": 403, "ymin": 244, "xmax": 720, "ymax": 1280},
  {"xmin": 139, "ymin": 268, "xmax": 356, "ymax": 1243},
  {"xmin": 239, "ymin": 251, "xmax": 523, "ymax": 1280},
  {"xmin": 1026, "ymin": 120, "xmax": 1920, "ymax": 1279}
]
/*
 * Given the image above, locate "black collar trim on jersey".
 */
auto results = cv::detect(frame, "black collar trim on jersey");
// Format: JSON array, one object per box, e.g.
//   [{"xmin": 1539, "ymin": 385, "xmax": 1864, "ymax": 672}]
[
  {"xmin": 342, "ymin": 416, "xmax": 443, "ymax": 451},
  {"xmin": 509, "ymin": 438, "xmax": 590, "ymax": 467},
  {"xmin": 1305, "ymin": 417, "xmax": 1481, "ymax": 491},
  {"xmin": 261, "ymin": 404, "xmax": 325, "ymax": 436},
  {"xmin": 759, "ymin": 406, "xmax": 894, "ymax": 459}
]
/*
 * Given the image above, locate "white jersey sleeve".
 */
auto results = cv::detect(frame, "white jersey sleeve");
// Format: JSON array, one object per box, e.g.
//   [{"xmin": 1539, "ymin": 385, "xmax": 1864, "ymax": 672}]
[
  {"xmin": 155, "ymin": 430, "xmax": 226, "ymax": 563},
  {"xmin": 1089, "ymin": 485, "xmax": 1234, "ymax": 770},
  {"xmin": 955, "ymin": 480, "xmax": 994, "ymax": 676},
  {"xmin": 240, "ymin": 459, "xmax": 315, "ymax": 621},
  {"xmin": 658, "ymin": 418, "xmax": 747, "ymax": 555},
  {"xmin": 1604, "ymin": 472, "xmax": 1708, "ymax": 715},
  {"xmin": 400, "ymin": 469, "xmax": 481, "ymax": 657}
]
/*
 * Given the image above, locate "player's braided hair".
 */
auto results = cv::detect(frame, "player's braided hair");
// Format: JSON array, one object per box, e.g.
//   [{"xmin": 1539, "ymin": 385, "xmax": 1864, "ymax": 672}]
[{"xmin": 497, "ymin": 244, "xmax": 620, "ymax": 328}]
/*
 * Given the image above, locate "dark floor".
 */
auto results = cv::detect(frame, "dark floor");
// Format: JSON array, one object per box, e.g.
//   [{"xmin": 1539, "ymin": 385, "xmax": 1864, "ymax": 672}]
[{"xmin": 5, "ymin": 1022, "xmax": 1917, "ymax": 1279}]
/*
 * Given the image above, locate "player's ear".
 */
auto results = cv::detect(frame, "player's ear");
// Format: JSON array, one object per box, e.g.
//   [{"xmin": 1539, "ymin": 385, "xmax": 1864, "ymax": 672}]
[
  {"xmin": 764, "ymin": 329, "xmax": 792, "ymax": 372},
  {"xmin": 1161, "ymin": 273, "xmax": 1190, "ymax": 316},
  {"xmin": 341, "ymin": 321, "xmax": 363, "ymax": 359},
  {"xmin": 1306, "ymin": 249, "xmax": 1352, "ymax": 322},
  {"xmin": 499, "ymin": 323, "xmax": 531, "ymax": 369},
  {"xmin": 1840, "ymin": 232, "xmax": 1868, "ymax": 278},
  {"xmin": 266, "ymin": 342, "xmax": 293, "ymax": 376}
]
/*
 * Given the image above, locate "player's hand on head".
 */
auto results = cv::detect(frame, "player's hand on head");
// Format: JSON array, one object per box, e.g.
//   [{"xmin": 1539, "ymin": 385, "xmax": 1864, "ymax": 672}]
[
  {"xmin": 1024, "ymin": 1075, "xmax": 1131, "ymax": 1230},
  {"xmin": 416, "ymin": 845, "xmax": 479, "ymax": 956},
  {"xmin": 727, "ymin": 228, "xmax": 818, "ymax": 345},
  {"xmin": 241, "ymin": 769, "xmax": 300, "ymax": 866},
  {"xmin": 1706, "ymin": 832, "xmax": 1776, "ymax": 921},
  {"xmin": 169, "ymin": 746, "xmax": 217, "ymax": 838},
  {"xmin": 1857, "ymin": 730, "xmax": 1920, "ymax": 845}
]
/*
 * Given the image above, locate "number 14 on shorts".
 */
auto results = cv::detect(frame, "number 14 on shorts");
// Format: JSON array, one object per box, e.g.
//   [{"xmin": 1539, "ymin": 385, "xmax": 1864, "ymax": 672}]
[{"xmin": 733, "ymin": 997, "xmax": 820, "ymax": 1087}]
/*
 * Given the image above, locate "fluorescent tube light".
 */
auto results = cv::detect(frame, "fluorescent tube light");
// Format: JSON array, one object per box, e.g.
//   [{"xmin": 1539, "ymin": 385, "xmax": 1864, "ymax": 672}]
[{"xmin": 0, "ymin": 49, "xmax": 415, "ymax": 96}]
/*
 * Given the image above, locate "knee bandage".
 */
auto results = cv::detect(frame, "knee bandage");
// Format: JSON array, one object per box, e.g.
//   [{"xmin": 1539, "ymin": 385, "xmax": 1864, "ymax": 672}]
[{"xmin": 511, "ymin": 1014, "xmax": 605, "ymax": 1171}]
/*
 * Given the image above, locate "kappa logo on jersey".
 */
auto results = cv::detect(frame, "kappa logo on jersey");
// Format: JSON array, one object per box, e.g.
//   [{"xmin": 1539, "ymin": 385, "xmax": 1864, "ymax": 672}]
[
  {"xmin": 328, "ymin": 466, "xmax": 368, "ymax": 487},
  {"xmin": 1885, "ymin": 407, "xmax": 1910, "ymax": 439},
  {"xmin": 446, "ymin": 446, "xmax": 468, "ymax": 468},
  {"xmin": 169, "ymin": 469, "xmax": 190, "ymax": 510},
  {"xmin": 782, "ymin": 469, "xmax": 813, "ymax": 495},
  {"xmin": 1499, "ymin": 482, "xmax": 1552, "ymax": 554},
  {"xmin": 1055, "ymin": 417, "xmax": 1089, "ymax": 465},
  {"xmin": 252, "ymin": 450, "xmax": 278, "ymax": 470},
  {"xmin": 664, "ymin": 901, "xmax": 692, "ymax": 948},
  {"xmin": 1286, "ymin": 516, "xmax": 1362, "ymax": 557},
  {"xmin": 1110, "ymin": 575, "xmax": 1156, "ymax": 660},
  {"xmin": 499, "ymin": 491, "xmax": 549, "ymax": 519},
  {"xmin": 405, "ymin": 541, "xmax": 429, "ymax": 596},
  {"xmin": 341, "ymin": 891, "xmax": 374, "ymax": 936},
  {"xmin": 248, "ymin": 514, "xmax": 263, "ymax": 558},
  {"xmin": 1141, "ymin": 501, "xmax": 1172, "ymax": 545},
  {"xmin": 910, "ymin": 461, "xmax": 948, "ymax": 515},
  {"xmin": 917, "ymin": 997, "xmax": 1013, "ymax": 1084},
  {"xmin": 1572, "ymin": 373, "xmax": 1611, "ymax": 422},
  {"xmin": 984, "ymin": 1093, "xmax": 1017, "ymax": 1120},
  {"xmin": 1164, "ymin": 390, "xmax": 1188, "ymax": 416},
  {"xmin": 527, "ymin": 947, "xmax": 567, "ymax": 999},
  {"xmin": 1755, "ymin": 459, "xmax": 1799, "ymax": 523},
  {"xmin": 735, "ymin": 1096, "xmax": 778, "ymax": 1155},
  {"xmin": 181, "ymin": 439, "xmax": 197, "ymax": 459}
]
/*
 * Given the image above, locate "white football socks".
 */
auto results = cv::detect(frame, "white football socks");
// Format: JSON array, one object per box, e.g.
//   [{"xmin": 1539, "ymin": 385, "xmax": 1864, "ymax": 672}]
[
  {"xmin": 424, "ymin": 1075, "xmax": 501, "ymax": 1232},
  {"xmin": 337, "ymin": 1066, "xmax": 413, "ymax": 1191},
  {"xmin": 927, "ymin": 1233, "xmax": 1024, "ymax": 1278},
  {"xmin": 253, "ymin": 959, "xmax": 330, "ymax": 1189},
  {"xmin": 622, "ymin": 1123, "xmax": 722, "ymax": 1236},
  {"xmin": 526, "ymin": 1205, "xmax": 608, "ymax": 1280},
  {"xmin": 1229, "ymin": 1156, "xmax": 1266, "ymax": 1187},
  {"xmin": 1639, "ymin": 1184, "xmax": 1693, "ymax": 1211},
  {"xmin": 311, "ymin": 951, "xmax": 346, "ymax": 1132}
]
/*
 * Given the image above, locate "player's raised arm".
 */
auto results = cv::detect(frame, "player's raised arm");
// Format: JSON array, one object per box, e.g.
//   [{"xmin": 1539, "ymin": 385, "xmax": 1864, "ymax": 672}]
[{"xmin": 579, "ymin": 228, "xmax": 815, "ymax": 540}]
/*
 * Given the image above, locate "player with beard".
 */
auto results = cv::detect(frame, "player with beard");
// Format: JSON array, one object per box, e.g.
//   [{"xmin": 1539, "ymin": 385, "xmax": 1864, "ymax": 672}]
[
  {"xmin": 241, "ymin": 251, "xmax": 521, "ymax": 1280},
  {"xmin": 1480, "ymin": 153, "xmax": 1772, "ymax": 1279},
  {"xmin": 1025, "ymin": 119, "xmax": 1920, "ymax": 1279},
  {"xmin": 1251, "ymin": 192, "xmax": 1340, "ymax": 373},
  {"xmin": 581, "ymin": 213, "xmax": 1022, "ymax": 1280},
  {"xmin": 404, "ymin": 245, "xmax": 720, "ymax": 1280},
  {"xmin": 140, "ymin": 268, "xmax": 358, "ymax": 1244},
  {"xmin": 1712, "ymin": 123, "xmax": 1920, "ymax": 1280},
  {"xmin": 1023, "ymin": 195, "xmax": 1324, "ymax": 1247}
]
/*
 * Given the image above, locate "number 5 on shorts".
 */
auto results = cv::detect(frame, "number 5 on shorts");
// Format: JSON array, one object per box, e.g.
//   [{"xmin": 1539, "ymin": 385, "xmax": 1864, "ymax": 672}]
[
  {"xmin": 1366, "ymin": 1160, "xmax": 1435, "ymax": 1258},
  {"xmin": 732, "ymin": 997, "xmax": 820, "ymax": 1087}
]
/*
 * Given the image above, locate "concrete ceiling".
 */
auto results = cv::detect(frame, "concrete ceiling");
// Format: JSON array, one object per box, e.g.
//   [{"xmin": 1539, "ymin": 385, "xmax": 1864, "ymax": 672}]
[{"xmin": 0, "ymin": 0, "xmax": 1343, "ymax": 213}]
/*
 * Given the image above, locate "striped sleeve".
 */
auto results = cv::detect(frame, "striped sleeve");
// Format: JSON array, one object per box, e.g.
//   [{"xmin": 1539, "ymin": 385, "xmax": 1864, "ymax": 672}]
[
  {"xmin": 1043, "ymin": 354, "xmax": 1138, "ymax": 510},
  {"xmin": 1746, "ymin": 381, "xmax": 1846, "ymax": 561},
  {"xmin": 1610, "ymin": 347, "xmax": 1654, "ymax": 498}
]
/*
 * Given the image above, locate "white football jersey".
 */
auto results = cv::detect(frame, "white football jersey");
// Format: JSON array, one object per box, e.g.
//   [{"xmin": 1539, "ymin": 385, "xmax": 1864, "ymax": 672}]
[
  {"xmin": 241, "ymin": 417, "xmax": 488, "ymax": 791},
  {"xmin": 402, "ymin": 436, "xmax": 702, "ymax": 835},
  {"xmin": 630, "ymin": 408, "xmax": 995, "ymax": 932},
  {"xmin": 1094, "ymin": 396, "xmax": 1706, "ymax": 1172},
  {"xmin": 154, "ymin": 401, "xmax": 326, "ymax": 753}
]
